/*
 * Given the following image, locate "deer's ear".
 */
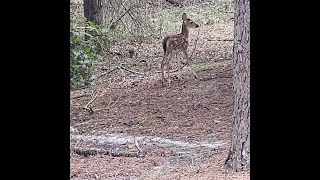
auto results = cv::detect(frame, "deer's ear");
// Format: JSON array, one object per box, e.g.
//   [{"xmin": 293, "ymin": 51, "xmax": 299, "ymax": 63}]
[{"xmin": 182, "ymin": 13, "xmax": 187, "ymax": 20}]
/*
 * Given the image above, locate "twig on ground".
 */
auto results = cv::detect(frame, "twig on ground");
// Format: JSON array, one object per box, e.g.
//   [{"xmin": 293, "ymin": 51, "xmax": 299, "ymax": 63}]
[
  {"xmin": 187, "ymin": 154, "xmax": 195, "ymax": 168},
  {"xmin": 73, "ymin": 119, "xmax": 105, "ymax": 127},
  {"xmin": 108, "ymin": 95, "xmax": 121, "ymax": 109},
  {"xmin": 101, "ymin": 66, "xmax": 118, "ymax": 72},
  {"xmin": 207, "ymin": 39, "xmax": 234, "ymax": 41},
  {"xmin": 83, "ymin": 91, "xmax": 98, "ymax": 114},
  {"xmin": 71, "ymin": 93, "xmax": 90, "ymax": 99},
  {"xmin": 155, "ymin": 67, "xmax": 183, "ymax": 74},
  {"xmin": 73, "ymin": 139, "xmax": 82, "ymax": 153},
  {"xmin": 118, "ymin": 65, "xmax": 144, "ymax": 75},
  {"xmin": 106, "ymin": 96, "xmax": 113, "ymax": 107},
  {"xmin": 98, "ymin": 66, "xmax": 119, "ymax": 79},
  {"xmin": 118, "ymin": 66, "xmax": 127, "ymax": 85},
  {"xmin": 94, "ymin": 95, "xmax": 122, "ymax": 112},
  {"xmin": 119, "ymin": 66, "xmax": 126, "ymax": 77},
  {"xmin": 134, "ymin": 136, "xmax": 144, "ymax": 157}
]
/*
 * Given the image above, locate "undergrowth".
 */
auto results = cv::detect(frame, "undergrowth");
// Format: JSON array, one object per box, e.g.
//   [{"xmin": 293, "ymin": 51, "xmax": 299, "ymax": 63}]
[{"xmin": 70, "ymin": 12, "xmax": 117, "ymax": 89}]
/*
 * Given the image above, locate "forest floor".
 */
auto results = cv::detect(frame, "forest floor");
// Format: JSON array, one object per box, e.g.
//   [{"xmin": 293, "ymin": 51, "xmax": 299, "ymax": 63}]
[{"xmin": 70, "ymin": 12, "xmax": 250, "ymax": 180}]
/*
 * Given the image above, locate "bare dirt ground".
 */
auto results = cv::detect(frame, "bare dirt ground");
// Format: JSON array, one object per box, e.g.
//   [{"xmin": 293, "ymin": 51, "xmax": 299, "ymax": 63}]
[{"xmin": 70, "ymin": 15, "xmax": 250, "ymax": 179}]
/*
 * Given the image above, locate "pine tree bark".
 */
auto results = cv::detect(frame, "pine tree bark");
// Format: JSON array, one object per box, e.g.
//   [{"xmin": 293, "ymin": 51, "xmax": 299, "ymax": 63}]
[{"xmin": 225, "ymin": 0, "xmax": 250, "ymax": 171}]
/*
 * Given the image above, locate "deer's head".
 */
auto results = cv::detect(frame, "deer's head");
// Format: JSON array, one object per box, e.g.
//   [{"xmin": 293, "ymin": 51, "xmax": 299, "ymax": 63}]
[{"xmin": 182, "ymin": 13, "xmax": 199, "ymax": 28}]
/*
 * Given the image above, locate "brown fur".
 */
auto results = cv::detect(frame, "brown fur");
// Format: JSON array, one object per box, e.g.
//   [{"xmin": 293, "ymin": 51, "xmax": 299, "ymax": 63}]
[{"xmin": 161, "ymin": 13, "xmax": 199, "ymax": 86}]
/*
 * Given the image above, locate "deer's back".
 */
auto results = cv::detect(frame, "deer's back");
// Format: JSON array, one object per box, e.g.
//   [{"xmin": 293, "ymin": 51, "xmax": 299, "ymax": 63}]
[{"xmin": 163, "ymin": 34, "xmax": 188, "ymax": 54}]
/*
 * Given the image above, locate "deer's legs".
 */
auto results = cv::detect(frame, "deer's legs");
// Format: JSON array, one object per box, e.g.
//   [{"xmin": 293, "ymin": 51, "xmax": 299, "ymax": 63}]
[
  {"xmin": 166, "ymin": 53, "xmax": 173, "ymax": 85},
  {"xmin": 177, "ymin": 54, "xmax": 183, "ymax": 81},
  {"xmin": 161, "ymin": 55, "xmax": 166, "ymax": 85},
  {"xmin": 183, "ymin": 50, "xmax": 198, "ymax": 79}
]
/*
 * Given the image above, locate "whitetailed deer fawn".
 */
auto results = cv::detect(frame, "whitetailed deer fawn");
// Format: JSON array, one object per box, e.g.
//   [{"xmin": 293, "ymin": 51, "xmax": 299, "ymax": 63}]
[{"xmin": 161, "ymin": 13, "xmax": 199, "ymax": 86}]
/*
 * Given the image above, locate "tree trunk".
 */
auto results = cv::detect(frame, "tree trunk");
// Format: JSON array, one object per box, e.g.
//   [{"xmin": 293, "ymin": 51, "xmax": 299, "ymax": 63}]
[
  {"xmin": 83, "ymin": 0, "xmax": 104, "ymax": 25},
  {"xmin": 83, "ymin": 0, "xmax": 104, "ymax": 40},
  {"xmin": 225, "ymin": 0, "xmax": 250, "ymax": 171}
]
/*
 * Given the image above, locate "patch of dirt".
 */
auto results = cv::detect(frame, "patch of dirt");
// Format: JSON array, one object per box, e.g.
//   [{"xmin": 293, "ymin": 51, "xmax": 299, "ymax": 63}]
[{"xmin": 70, "ymin": 14, "xmax": 249, "ymax": 179}]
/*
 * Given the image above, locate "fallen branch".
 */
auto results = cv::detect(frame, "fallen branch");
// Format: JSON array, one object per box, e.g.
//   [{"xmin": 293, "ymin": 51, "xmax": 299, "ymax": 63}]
[
  {"xmin": 71, "ymin": 93, "xmax": 90, "ymax": 99},
  {"xmin": 207, "ymin": 39, "xmax": 234, "ymax": 41},
  {"xmin": 199, "ymin": 75, "xmax": 232, "ymax": 82},
  {"xmin": 73, "ymin": 147, "xmax": 144, "ymax": 158}
]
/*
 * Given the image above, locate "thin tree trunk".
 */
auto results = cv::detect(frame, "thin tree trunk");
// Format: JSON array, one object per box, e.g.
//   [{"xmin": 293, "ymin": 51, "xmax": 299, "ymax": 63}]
[
  {"xmin": 225, "ymin": 0, "xmax": 250, "ymax": 172},
  {"xmin": 84, "ymin": 0, "xmax": 104, "ymax": 25},
  {"xmin": 83, "ymin": 0, "xmax": 104, "ymax": 40}
]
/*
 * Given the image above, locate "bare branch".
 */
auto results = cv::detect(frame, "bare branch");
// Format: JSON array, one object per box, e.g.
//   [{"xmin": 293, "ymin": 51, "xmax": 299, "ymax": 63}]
[{"xmin": 111, "ymin": 5, "xmax": 138, "ymax": 25}]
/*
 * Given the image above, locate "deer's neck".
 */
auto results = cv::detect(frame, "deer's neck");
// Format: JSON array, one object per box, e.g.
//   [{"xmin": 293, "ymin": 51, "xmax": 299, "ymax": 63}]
[{"xmin": 181, "ymin": 23, "xmax": 189, "ymax": 39}]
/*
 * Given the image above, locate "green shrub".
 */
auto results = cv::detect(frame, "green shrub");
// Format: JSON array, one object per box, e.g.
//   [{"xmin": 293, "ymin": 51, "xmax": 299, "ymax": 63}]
[{"xmin": 70, "ymin": 13, "xmax": 114, "ymax": 89}]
